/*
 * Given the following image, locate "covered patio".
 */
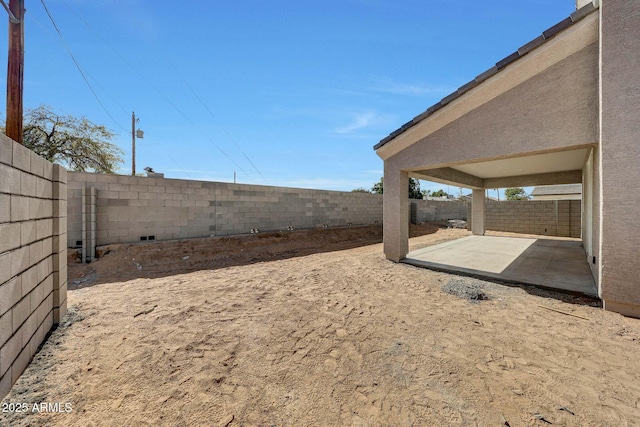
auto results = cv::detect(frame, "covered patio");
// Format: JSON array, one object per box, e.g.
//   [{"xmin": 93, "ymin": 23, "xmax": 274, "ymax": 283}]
[{"xmin": 374, "ymin": 1, "xmax": 640, "ymax": 317}]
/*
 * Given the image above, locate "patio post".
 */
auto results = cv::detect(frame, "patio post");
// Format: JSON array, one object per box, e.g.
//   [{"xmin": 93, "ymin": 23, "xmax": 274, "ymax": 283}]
[
  {"xmin": 383, "ymin": 166, "xmax": 409, "ymax": 261},
  {"xmin": 471, "ymin": 189, "xmax": 486, "ymax": 235}
]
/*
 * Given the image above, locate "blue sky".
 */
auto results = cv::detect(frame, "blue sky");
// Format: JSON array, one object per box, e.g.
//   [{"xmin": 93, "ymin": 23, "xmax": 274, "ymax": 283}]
[{"xmin": 0, "ymin": 0, "xmax": 576, "ymax": 196}]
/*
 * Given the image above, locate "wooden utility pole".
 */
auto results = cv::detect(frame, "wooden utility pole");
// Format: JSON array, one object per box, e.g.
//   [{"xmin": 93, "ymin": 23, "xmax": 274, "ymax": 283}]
[
  {"xmin": 131, "ymin": 111, "xmax": 136, "ymax": 175},
  {"xmin": 6, "ymin": 0, "xmax": 24, "ymax": 144}
]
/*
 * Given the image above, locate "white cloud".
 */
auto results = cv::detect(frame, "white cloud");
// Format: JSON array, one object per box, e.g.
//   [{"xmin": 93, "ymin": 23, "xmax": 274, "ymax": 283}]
[
  {"xmin": 367, "ymin": 76, "xmax": 454, "ymax": 97},
  {"xmin": 335, "ymin": 111, "xmax": 377, "ymax": 134},
  {"xmin": 334, "ymin": 110, "xmax": 397, "ymax": 137}
]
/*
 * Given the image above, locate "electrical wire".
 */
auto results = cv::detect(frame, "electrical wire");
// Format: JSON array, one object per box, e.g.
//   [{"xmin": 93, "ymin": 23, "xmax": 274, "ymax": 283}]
[
  {"xmin": 38, "ymin": 0, "xmax": 194, "ymax": 178},
  {"xmin": 58, "ymin": 0, "xmax": 258, "ymax": 183},
  {"xmin": 39, "ymin": 0, "xmax": 127, "ymax": 134},
  {"xmin": 168, "ymin": 61, "xmax": 268, "ymax": 184},
  {"xmin": 29, "ymin": 12, "xmax": 131, "ymax": 127}
]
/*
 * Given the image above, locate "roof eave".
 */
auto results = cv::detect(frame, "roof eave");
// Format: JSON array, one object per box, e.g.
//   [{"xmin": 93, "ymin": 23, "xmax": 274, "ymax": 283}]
[{"xmin": 373, "ymin": 1, "xmax": 599, "ymax": 153}]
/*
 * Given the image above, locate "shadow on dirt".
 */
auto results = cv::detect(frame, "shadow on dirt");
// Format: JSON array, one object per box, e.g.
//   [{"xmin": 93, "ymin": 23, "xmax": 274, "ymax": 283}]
[{"xmin": 68, "ymin": 223, "xmax": 449, "ymax": 289}]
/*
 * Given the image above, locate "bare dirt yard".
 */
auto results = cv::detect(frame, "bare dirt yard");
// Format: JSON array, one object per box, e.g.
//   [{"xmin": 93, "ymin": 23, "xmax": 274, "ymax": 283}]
[{"xmin": 2, "ymin": 223, "xmax": 640, "ymax": 426}]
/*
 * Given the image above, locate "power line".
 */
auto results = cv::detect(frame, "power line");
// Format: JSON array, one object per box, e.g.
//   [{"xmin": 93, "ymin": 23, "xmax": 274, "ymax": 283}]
[
  {"xmin": 168, "ymin": 61, "xmax": 268, "ymax": 184},
  {"xmin": 55, "ymin": 0, "xmax": 143, "ymax": 124},
  {"xmin": 58, "ymin": 0, "xmax": 257, "ymax": 183},
  {"xmin": 29, "ymin": 12, "xmax": 130, "ymax": 124},
  {"xmin": 131, "ymin": 75, "xmax": 253, "ymax": 180},
  {"xmin": 39, "ymin": 0, "xmax": 127, "ymax": 134},
  {"xmin": 32, "ymin": 6, "xmax": 193, "ymax": 179},
  {"xmin": 38, "ymin": 0, "xmax": 195, "ymax": 178}
]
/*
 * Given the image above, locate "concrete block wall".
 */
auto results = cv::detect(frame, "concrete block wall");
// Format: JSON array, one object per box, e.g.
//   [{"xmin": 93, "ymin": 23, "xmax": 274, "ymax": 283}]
[
  {"xmin": 468, "ymin": 200, "xmax": 581, "ymax": 237},
  {"xmin": 0, "ymin": 134, "xmax": 67, "ymax": 399},
  {"xmin": 410, "ymin": 200, "xmax": 468, "ymax": 224},
  {"xmin": 67, "ymin": 172, "xmax": 384, "ymax": 246},
  {"xmin": 81, "ymin": 186, "xmax": 96, "ymax": 262}
]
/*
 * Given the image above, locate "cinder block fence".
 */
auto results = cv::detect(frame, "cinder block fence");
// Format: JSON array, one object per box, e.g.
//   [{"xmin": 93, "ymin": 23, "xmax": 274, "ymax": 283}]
[
  {"xmin": 468, "ymin": 200, "xmax": 581, "ymax": 238},
  {"xmin": 0, "ymin": 134, "xmax": 67, "ymax": 399},
  {"xmin": 67, "ymin": 172, "xmax": 583, "ymax": 260},
  {"xmin": 67, "ymin": 172, "xmax": 385, "ymax": 255},
  {"xmin": 410, "ymin": 199, "xmax": 468, "ymax": 223}
]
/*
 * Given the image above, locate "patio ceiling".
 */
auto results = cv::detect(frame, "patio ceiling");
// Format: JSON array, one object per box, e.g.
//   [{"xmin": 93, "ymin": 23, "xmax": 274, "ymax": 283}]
[{"xmin": 411, "ymin": 147, "xmax": 589, "ymax": 190}]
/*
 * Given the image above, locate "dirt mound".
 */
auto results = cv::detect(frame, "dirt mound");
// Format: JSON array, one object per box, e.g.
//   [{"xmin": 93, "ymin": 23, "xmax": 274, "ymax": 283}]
[
  {"xmin": 441, "ymin": 277, "xmax": 490, "ymax": 302},
  {"xmin": 67, "ymin": 223, "xmax": 447, "ymax": 288}
]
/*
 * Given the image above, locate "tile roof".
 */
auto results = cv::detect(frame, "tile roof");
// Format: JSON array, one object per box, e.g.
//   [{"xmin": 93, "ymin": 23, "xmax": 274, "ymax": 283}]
[{"xmin": 373, "ymin": 2, "xmax": 598, "ymax": 151}]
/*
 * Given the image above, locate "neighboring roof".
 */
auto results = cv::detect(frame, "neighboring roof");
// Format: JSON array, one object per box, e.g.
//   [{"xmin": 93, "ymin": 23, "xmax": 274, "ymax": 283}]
[
  {"xmin": 531, "ymin": 184, "xmax": 582, "ymax": 196},
  {"xmin": 460, "ymin": 193, "xmax": 499, "ymax": 201},
  {"xmin": 373, "ymin": 2, "xmax": 598, "ymax": 151}
]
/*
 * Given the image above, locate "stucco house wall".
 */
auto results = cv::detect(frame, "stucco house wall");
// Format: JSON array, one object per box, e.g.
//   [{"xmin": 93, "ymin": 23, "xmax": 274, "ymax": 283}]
[
  {"xmin": 384, "ymin": 39, "xmax": 598, "ymax": 173},
  {"xmin": 598, "ymin": 0, "xmax": 640, "ymax": 317}
]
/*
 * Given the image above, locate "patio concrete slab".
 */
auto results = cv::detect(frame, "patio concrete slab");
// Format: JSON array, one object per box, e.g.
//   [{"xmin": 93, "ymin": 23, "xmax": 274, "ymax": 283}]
[{"xmin": 404, "ymin": 236, "xmax": 597, "ymax": 296}]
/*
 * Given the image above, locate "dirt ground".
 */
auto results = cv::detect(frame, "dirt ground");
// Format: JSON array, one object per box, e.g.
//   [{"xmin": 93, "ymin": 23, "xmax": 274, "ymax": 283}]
[{"xmin": 2, "ymin": 223, "xmax": 640, "ymax": 426}]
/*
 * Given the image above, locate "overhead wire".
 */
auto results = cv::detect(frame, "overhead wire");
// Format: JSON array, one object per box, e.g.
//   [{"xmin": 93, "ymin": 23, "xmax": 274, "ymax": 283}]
[
  {"xmin": 168, "ymin": 61, "xmax": 268, "ymax": 184},
  {"xmin": 38, "ymin": 0, "xmax": 128, "ymax": 134},
  {"xmin": 29, "ymin": 12, "xmax": 131, "ymax": 123},
  {"xmin": 40, "ymin": 0, "xmax": 193, "ymax": 178},
  {"xmin": 58, "ymin": 0, "xmax": 259, "ymax": 183},
  {"xmin": 28, "ymin": 11, "xmax": 184, "ymax": 178},
  {"xmin": 34, "ymin": 4, "xmax": 193, "ymax": 178},
  {"xmin": 34, "ymin": 13, "xmax": 131, "ymax": 120}
]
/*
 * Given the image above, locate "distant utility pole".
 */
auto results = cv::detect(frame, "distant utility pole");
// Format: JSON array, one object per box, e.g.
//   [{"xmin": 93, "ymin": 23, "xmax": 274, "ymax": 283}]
[
  {"xmin": 131, "ymin": 112, "xmax": 136, "ymax": 175},
  {"xmin": 5, "ymin": 0, "xmax": 25, "ymax": 144},
  {"xmin": 131, "ymin": 112, "xmax": 144, "ymax": 175}
]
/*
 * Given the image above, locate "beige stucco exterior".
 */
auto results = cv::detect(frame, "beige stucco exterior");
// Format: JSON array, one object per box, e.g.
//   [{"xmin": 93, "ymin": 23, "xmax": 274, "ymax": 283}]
[
  {"xmin": 598, "ymin": 0, "xmax": 640, "ymax": 318},
  {"xmin": 375, "ymin": 0, "xmax": 640, "ymax": 318}
]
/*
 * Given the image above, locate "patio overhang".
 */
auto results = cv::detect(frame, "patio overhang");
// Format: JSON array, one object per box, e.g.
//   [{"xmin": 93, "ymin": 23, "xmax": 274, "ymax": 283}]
[
  {"xmin": 375, "ymin": 4, "xmax": 601, "ymax": 301},
  {"xmin": 376, "ymin": 0, "xmax": 640, "ymax": 318},
  {"xmin": 375, "ymin": 5, "xmax": 599, "ymax": 160},
  {"xmin": 410, "ymin": 148, "xmax": 589, "ymax": 190}
]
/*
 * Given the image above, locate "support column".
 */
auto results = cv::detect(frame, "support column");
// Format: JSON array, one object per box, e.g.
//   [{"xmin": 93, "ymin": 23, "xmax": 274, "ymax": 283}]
[
  {"xmin": 599, "ymin": 0, "xmax": 640, "ymax": 318},
  {"xmin": 383, "ymin": 165, "xmax": 408, "ymax": 262},
  {"xmin": 471, "ymin": 189, "xmax": 485, "ymax": 235}
]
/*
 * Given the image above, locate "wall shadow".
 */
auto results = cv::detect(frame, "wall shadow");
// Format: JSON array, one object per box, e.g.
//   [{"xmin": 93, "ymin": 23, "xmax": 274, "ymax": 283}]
[{"xmin": 68, "ymin": 223, "xmax": 447, "ymax": 289}]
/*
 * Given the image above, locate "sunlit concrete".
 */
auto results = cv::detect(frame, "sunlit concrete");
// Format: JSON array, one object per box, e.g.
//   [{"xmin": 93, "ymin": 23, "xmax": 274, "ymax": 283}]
[{"xmin": 404, "ymin": 235, "xmax": 597, "ymax": 297}]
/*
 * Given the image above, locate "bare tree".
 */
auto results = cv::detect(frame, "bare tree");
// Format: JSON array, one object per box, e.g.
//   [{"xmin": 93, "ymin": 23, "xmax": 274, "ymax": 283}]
[{"xmin": 21, "ymin": 105, "xmax": 123, "ymax": 173}]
